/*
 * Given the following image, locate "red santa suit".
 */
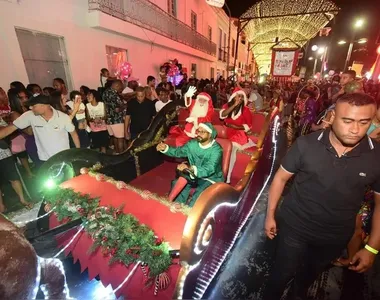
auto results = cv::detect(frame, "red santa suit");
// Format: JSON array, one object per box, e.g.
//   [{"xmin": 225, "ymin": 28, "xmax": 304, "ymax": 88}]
[
  {"xmin": 219, "ymin": 87, "xmax": 256, "ymax": 183},
  {"xmin": 184, "ymin": 92, "xmax": 214, "ymax": 138},
  {"xmin": 168, "ymin": 92, "xmax": 214, "ymax": 146}
]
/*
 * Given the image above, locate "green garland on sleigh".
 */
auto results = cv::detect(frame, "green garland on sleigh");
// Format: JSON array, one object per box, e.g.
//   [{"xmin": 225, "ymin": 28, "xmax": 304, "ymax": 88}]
[{"xmin": 44, "ymin": 188, "xmax": 172, "ymax": 276}]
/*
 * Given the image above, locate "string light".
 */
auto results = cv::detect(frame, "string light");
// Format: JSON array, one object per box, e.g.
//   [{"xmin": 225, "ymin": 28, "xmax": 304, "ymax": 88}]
[
  {"xmin": 52, "ymin": 224, "xmax": 85, "ymax": 258},
  {"xmin": 32, "ymin": 257, "xmax": 42, "ymax": 299},
  {"xmin": 39, "ymin": 258, "xmax": 72, "ymax": 299},
  {"xmin": 241, "ymin": 0, "xmax": 339, "ymax": 73},
  {"xmin": 14, "ymin": 206, "xmax": 56, "ymax": 226},
  {"xmin": 112, "ymin": 261, "xmax": 141, "ymax": 294}
]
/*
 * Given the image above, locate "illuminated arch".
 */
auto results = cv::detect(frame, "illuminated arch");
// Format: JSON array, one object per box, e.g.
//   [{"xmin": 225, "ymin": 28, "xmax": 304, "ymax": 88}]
[{"xmin": 241, "ymin": 0, "xmax": 340, "ymax": 74}]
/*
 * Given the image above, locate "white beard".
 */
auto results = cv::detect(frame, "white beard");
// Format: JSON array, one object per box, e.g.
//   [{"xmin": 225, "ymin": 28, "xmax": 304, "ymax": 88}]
[{"xmin": 190, "ymin": 100, "xmax": 208, "ymax": 118}]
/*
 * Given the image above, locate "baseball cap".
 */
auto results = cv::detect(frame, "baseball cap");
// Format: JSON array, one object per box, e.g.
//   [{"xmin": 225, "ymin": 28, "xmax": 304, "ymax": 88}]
[{"xmin": 25, "ymin": 94, "xmax": 51, "ymax": 107}]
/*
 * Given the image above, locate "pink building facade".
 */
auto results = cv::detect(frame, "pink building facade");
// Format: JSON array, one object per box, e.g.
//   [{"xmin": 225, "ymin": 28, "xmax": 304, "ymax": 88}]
[{"xmin": 0, "ymin": 0, "xmax": 251, "ymax": 89}]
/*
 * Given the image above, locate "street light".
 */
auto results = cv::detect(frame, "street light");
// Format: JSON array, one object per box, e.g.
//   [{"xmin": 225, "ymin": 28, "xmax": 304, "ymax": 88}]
[
  {"xmin": 354, "ymin": 19, "xmax": 365, "ymax": 29},
  {"xmin": 310, "ymin": 45, "xmax": 327, "ymax": 75},
  {"xmin": 357, "ymin": 38, "xmax": 368, "ymax": 44},
  {"xmin": 344, "ymin": 18, "xmax": 366, "ymax": 70},
  {"xmin": 338, "ymin": 40, "xmax": 347, "ymax": 45},
  {"xmin": 317, "ymin": 47, "xmax": 325, "ymax": 54}
]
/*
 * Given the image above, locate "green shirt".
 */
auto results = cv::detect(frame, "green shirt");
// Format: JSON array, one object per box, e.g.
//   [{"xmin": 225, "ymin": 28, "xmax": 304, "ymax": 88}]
[{"xmin": 163, "ymin": 139, "xmax": 224, "ymax": 184}]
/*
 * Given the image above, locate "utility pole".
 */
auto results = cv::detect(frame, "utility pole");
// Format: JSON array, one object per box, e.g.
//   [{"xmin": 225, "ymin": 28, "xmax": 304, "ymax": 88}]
[
  {"xmin": 224, "ymin": 4, "xmax": 231, "ymax": 77},
  {"xmin": 233, "ymin": 20, "xmax": 241, "ymax": 80}
]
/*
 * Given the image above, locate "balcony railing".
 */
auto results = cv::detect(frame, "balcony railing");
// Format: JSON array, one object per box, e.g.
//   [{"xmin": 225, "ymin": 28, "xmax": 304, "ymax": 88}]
[{"xmin": 88, "ymin": 0, "xmax": 217, "ymax": 56}]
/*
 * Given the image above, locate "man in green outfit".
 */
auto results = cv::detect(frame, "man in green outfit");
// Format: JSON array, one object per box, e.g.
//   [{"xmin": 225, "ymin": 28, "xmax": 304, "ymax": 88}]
[{"xmin": 156, "ymin": 122, "xmax": 224, "ymax": 206}]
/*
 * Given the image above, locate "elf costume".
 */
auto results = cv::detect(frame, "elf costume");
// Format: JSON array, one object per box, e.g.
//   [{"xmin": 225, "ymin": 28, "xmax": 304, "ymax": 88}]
[{"xmin": 161, "ymin": 123, "xmax": 224, "ymax": 207}]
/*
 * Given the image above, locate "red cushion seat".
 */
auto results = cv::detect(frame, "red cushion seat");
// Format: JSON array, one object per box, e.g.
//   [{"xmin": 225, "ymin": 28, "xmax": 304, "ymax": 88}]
[
  {"xmin": 214, "ymin": 125, "xmax": 228, "ymax": 139},
  {"xmin": 215, "ymin": 137, "xmax": 232, "ymax": 178}
]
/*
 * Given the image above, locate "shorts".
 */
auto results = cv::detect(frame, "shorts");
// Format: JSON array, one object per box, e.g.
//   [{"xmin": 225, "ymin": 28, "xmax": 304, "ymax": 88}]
[
  {"xmin": 91, "ymin": 130, "xmax": 109, "ymax": 149},
  {"xmin": 107, "ymin": 124, "xmax": 124, "ymax": 139},
  {"xmin": 14, "ymin": 151, "xmax": 29, "ymax": 159},
  {"xmin": 0, "ymin": 157, "xmax": 19, "ymax": 183}
]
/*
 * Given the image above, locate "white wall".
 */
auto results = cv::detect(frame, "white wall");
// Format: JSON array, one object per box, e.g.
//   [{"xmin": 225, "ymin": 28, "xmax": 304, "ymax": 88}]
[{"xmin": 0, "ymin": 0, "xmax": 218, "ymax": 90}]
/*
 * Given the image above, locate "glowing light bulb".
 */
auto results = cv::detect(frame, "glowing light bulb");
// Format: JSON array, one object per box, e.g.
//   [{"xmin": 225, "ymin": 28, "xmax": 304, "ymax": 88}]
[
  {"xmin": 45, "ymin": 179, "xmax": 56, "ymax": 189},
  {"xmin": 354, "ymin": 19, "xmax": 364, "ymax": 29},
  {"xmin": 311, "ymin": 45, "xmax": 319, "ymax": 51}
]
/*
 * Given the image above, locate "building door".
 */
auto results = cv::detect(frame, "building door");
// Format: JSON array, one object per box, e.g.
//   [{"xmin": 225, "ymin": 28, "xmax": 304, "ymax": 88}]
[
  {"xmin": 191, "ymin": 63, "xmax": 197, "ymax": 78},
  {"xmin": 210, "ymin": 67, "xmax": 215, "ymax": 80},
  {"xmin": 15, "ymin": 28, "xmax": 72, "ymax": 89}
]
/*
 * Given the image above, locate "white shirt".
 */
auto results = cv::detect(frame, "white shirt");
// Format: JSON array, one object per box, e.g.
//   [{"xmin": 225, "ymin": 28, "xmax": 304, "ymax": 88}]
[
  {"xmin": 155, "ymin": 100, "xmax": 172, "ymax": 112},
  {"xmin": 249, "ymin": 91, "xmax": 263, "ymax": 110},
  {"xmin": 122, "ymin": 86, "xmax": 134, "ymax": 94},
  {"xmin": 66, "ymin": 100, "xmax": 86, "ymax": 120},
  {"xmin": 86, "ymin": 102, "xmax": 105, "ymax": 118},
  {"xmin": 101, "ymin": 76, "xmax": 108, "ymax": 87},
  {"xmin": 13, "ymin": 108, "xmax": 75, "ymax": 161}
]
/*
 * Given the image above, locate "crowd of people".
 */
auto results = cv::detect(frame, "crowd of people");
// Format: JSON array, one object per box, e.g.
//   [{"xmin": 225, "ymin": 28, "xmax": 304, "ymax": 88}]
[
  {"xmin": 264, "ymin": 73, "xmax": 380, "ymax": 299},
  {"xmin": 0, "ymin": 69, "xmax": 263, "ymax": 212},
  {"xmin": 1, "ymin": 65, "xmax": 380, "ymax": 300}
]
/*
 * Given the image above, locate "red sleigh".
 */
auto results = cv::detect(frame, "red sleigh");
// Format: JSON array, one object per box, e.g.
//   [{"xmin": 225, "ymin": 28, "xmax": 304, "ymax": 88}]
[{"xmin": 34, "ymin": 102, "xmax": 281, "ymax": 299}]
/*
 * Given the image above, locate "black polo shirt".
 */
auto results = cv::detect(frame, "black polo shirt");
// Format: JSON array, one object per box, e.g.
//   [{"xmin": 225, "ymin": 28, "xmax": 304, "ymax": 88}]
[
  {"xmin": 126, "ymin": 98, "xmax": 156, "ymax": 135},
  {"xmin": 280, "ymin": 129, "xmax": 380, "ymax": 243}
]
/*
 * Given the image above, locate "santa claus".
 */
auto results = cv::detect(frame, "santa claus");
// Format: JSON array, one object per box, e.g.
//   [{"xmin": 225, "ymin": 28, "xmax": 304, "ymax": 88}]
[
  {"xmin": 168, "ymin": 86, "xmax": 214, "ymax": 146},
  {"xmin": 183, "ymin": 86, "xmax": 214, "ymax": 138},
  {"xmin": 219, "ymin": 87, "xmax": 255, "ymax": 183}
]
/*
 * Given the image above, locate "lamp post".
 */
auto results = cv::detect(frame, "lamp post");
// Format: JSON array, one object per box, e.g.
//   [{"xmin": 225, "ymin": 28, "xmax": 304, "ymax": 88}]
[
  {"xmin": 311, "ymin": 45, "xmax": 325, "ymax": 76},
  {"xmin": 343, "ymin": 18, "xmax": 365, "ymax": 71},
  {"xmin": 338, "ymin": 38, "xmax": 367, "ymax": 71},
  {"xmin": 225, "ymin": 4, "xmax": 231, "ymax": 77}
]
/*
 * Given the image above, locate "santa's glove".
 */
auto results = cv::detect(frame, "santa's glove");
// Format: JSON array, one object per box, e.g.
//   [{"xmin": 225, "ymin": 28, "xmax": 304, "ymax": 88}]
[
  {"xmin": 186, "ymin": 117, "xmax": 195, "ymax": 123},
  {"xmin": 185, "ymin": 86, "xmax": 197, "ymax": 99}
]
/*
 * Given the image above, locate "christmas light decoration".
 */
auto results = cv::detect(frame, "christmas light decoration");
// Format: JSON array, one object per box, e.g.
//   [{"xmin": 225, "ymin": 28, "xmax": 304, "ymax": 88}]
[
  {"xmin": 112, "ymin": 261, "xmax": 141, "ymax": 294},
  {"xmin": 53, "ymin": 224, "xmax": 85, "ymax": 258},
  {"xmin": 14, "ymin": 206, "xmax": 55, "ymax": 226},
  {"xmin": 241, "ymin": 0, "xmax": 339, "ymax": 73}
]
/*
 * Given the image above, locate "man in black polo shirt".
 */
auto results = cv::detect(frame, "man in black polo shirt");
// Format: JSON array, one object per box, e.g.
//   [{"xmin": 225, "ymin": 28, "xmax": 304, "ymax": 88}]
[
  {"xmin": 124, "ymin": 86, "xmax": 156, "ymax": 140},
  {"xmin": 264, "ymin": 93, "xmax": 380, "ymax": 299}
]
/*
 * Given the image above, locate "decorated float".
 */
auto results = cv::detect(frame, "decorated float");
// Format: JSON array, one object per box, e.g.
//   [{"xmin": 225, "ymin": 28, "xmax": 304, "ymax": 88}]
[{"xmin": 30, "ymin": 101, "xmax": 282, "ymax": 299}]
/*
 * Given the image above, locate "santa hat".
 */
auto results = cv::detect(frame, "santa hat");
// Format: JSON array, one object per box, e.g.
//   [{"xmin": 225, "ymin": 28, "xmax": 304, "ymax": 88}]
[
  {"xmin": 228, "ymin": 87, "xmax": 247, "ymax": 105},
  {"xmin": 196, "ymin": 92, "xmax": 211, "ymax": 102}
]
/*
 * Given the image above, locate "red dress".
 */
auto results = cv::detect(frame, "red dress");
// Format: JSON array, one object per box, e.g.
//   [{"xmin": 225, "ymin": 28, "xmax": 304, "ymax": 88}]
[{"xmin": 220, "ymin": 104, "xmax": 252, "ymax": 146}]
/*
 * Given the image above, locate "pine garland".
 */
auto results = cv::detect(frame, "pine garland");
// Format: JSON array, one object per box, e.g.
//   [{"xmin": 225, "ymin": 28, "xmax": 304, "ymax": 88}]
[{"xmin": 44, "ymin": 187, "xmax": 172, "ymax": 277}]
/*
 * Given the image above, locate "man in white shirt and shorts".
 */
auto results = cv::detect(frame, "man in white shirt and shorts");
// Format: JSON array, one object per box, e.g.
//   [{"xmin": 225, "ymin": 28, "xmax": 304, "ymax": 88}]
[{"xmin": 0, "ymin": 95, "xmax": 80, "ymax": 166}]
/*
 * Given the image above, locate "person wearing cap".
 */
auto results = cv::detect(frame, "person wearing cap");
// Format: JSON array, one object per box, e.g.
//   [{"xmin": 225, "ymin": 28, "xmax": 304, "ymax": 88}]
[
  {"xmin": 0, "ymin": 94, "xmax": 80, "ymax": 165},
  {"xmin": 156, "ymin": 122, "xmax": 224, "ymax": 207},
  {"xmin": 220, "ymin": 87, "xmax": 256, "ymax": 183}
]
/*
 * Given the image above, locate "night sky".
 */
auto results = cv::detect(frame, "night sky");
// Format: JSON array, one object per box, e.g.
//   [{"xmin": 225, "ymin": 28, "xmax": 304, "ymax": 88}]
[{"xmin": 226, "ymin": 0, "xmax": 380, "ymax": 72}]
